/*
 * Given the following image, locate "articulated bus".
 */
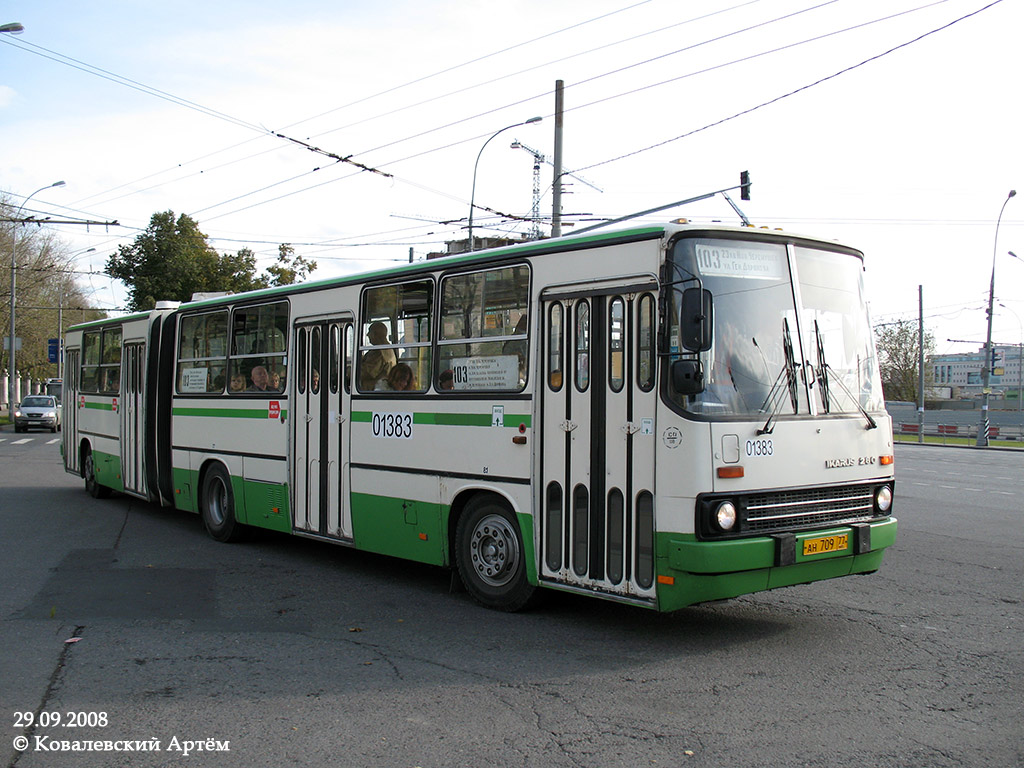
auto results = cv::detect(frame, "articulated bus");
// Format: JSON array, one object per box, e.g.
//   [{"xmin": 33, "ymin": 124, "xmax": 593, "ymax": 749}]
[{"xmin": 61, "ymin": 222, "xmax": 896, "ymax": 612}]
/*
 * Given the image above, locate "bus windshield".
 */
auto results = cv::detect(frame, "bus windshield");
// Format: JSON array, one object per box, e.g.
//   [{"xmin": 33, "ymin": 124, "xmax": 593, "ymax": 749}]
[{"xmin": 667, "ymin": 237, "xmax": 883, "ymax": 419}]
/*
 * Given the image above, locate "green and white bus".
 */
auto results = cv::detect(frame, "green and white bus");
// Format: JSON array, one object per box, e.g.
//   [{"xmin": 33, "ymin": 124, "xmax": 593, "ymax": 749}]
[{"xmin": 61, "ymin": 222, "xmax": 896, "ymax": 612}]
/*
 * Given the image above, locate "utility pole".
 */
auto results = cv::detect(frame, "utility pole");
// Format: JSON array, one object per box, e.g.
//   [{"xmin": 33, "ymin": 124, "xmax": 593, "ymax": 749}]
[
  {"xmin": 917, "ymin": 285, "xmax": 924, "ymax": 443},
  {"xmin": 551, "ymin": 79, "xmax": 564, "ymax": 239},
  {"xmin": 977, "ymin": 190, "xmax": 1016, "ymax": 446}
]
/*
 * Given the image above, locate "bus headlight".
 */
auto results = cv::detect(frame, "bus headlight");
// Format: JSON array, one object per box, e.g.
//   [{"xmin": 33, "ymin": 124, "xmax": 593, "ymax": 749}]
[
  {"xmin": 875, "ymin": 486, "xmax": 893, "ymax": 514},
  {"xmin": 715, "ymin": 501, "xmax": 738, "ymax": 531}
]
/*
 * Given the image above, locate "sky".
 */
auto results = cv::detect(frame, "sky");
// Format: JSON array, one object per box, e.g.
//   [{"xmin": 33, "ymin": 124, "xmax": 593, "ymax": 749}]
[{"xmin": 1, "ymin": 0, "xmax": 1021, "ymax": 356}]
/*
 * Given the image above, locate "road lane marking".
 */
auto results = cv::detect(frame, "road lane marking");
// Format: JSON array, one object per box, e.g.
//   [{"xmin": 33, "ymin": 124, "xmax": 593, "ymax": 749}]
[
  {"xmin": 12, "ymin": 438, "xmax": 33, "ymax": 445},
  {"xmin": 46, "ymin": 438, "xmax": 60, "ymax": 444}
]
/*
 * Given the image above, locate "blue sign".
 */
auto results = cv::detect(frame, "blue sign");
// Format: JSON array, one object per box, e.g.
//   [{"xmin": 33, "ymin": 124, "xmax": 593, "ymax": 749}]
[{"xmin": 48, "ymin": 338, "xmax": 60, "ymax": 364}]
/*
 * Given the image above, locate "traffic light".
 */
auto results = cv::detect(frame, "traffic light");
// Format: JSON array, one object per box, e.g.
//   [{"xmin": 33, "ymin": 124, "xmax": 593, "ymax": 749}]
[{"xmin": 740, "ymin": 170, "xmax": 751, "ymax": 201}]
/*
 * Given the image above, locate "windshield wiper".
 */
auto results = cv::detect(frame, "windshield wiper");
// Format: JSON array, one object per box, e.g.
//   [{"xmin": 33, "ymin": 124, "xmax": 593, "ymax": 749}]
[
  {"xmin": 812, "ymin": 320, "xmax": 876, "ymax": 430},
  {"xmin": 824, "ymin": 362, "xmax": 877, "ymax": 430},
  {"xmin": 757, "ymin": 320, "xmax": 799, "ymax": 435},
  {"xmin": 813, "ymin": 320, "xmax": 831, "ymax": 413}
]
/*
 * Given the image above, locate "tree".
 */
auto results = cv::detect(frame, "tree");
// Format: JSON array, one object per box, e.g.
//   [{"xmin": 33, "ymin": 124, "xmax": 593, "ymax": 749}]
[
  {"xmin": 874, "ymin": 318, "xmax": 934, "ymax": 403},
  {"xmin": 265, "ymin": 243, "xmax": 316, "ymax": 287},
  {"xmin": 2, "ymin": 193, "xmax": 105, "ymax": 383},
  {"xmin": 106, "ymin": 213, "xmax": 317, "ymax": 311}
]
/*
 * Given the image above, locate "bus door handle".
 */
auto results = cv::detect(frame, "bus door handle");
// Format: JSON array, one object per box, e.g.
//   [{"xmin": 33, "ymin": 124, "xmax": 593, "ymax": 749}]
[{"xmin": 560, "ymin": 420, "xmax": 578, "ymax": 432}]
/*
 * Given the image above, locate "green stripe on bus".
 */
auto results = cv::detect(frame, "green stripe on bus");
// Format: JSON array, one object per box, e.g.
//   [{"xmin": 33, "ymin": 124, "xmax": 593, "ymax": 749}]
[
  {"xmin": 83, "ymin": 401, "xmax": 115, "ymax": 411},
  {"xmin": 172, "ymin": 407, "xmax": 289, "ymax": 419},
  {"xmin": 351, "ymin": 410, "xmax": 531, "ymax": 428}
]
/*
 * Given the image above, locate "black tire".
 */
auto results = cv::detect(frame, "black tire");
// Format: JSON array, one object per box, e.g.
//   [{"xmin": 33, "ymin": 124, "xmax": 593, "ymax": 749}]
[
  {"xmin": 455, "ymin": 495, "xmax": 536, "ymax": 611},
  {"xmin": 201, "ymin": 464, "xmax": 244, "ymax": 542},
  {"xmin": 83, "ymin": 447, "xmax": 111, "ymax": 499}
]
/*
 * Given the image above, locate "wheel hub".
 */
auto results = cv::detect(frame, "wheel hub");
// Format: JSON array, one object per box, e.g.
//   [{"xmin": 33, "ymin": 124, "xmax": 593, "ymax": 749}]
[{"xmin": 470, "ymin": 514, "xmax": 520, "ymax": 587}]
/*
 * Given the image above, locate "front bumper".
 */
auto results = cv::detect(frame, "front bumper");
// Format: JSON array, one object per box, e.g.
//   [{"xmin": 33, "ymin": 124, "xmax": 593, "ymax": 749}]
[
  {"xmin": 656, "ymin": 517, "xmax": 897, "ymax": 611},
  {"xmin": 15, "ymin": 416, "xmax": 58, "ymax": 429}
]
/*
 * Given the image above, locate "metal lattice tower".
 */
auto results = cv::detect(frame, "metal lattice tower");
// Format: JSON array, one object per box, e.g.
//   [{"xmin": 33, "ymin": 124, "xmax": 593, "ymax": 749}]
[
  {"xmin": 511, "ymin": 139, "xmax": 603, "ymax": 240},
  {"xmin": 510, "ymin": 140, "xmax": 544, "ymax": 240}
]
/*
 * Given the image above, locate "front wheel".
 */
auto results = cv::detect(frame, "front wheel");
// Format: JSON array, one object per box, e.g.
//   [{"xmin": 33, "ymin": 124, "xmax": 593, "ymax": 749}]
[
  {"xmin": 201, "ymin": 465, "xmax": 244, "ymax": 542},
  {"xmin": 455, "ymin": 496, "xmax": 535, "ymax": 611}
]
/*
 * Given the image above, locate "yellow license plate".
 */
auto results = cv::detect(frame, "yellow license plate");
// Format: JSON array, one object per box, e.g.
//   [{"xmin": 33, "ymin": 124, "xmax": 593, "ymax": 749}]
[{"xmin": 802, "ymin": 533, "xmax": 849, "ymax": 556}]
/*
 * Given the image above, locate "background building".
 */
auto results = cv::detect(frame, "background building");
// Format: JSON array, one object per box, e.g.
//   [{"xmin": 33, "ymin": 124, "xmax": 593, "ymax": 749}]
[{"xmin": 932, "ymin": 344, "xmax": 1023, "ymax": 402}]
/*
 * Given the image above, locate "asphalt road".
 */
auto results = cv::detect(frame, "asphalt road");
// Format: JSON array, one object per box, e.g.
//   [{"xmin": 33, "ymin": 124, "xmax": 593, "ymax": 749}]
[{"xmin": 1, "ymin": 432, "xmax": 1020, "ymax": 768}]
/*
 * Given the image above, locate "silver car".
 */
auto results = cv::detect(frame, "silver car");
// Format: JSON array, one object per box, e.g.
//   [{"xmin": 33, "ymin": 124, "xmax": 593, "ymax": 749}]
[{"xmin": 13, "ymin": 395, "xmax": 62, "ymax": 433}]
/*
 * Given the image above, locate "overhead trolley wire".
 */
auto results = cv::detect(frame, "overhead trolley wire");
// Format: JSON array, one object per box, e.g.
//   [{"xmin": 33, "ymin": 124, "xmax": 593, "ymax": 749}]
[
  {"xmin": 196, "ymin": 0, "xmax": 956, "ymax": 225},
  {"xmin": 24, "ymin": 0, "xmax": 658, "ymax": 212},
  {"xmin": 572, "ymin": 0, "xmax": 1000, "ymax": 174}
]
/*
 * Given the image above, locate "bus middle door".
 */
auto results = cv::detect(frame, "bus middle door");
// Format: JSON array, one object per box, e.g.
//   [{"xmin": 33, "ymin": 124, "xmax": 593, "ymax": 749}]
[
  {"xmin": 120, "ymin": 342, "xmax": 147, "ymax": 496},
  {"xmin": 292, "ymin": 317, "xmax": 353, "ymax": 540}
]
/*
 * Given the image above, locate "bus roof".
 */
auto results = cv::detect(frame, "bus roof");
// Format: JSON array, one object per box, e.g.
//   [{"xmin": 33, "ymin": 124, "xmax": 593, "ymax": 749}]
[{"xmin": 67, "ymin": 220, "xmax": 861, "ymax": 328}]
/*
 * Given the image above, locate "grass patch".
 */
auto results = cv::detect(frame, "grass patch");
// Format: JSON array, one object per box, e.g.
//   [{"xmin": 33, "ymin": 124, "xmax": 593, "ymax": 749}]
[{"xmin": 894, "ymin": 432, "xmax": 1022, "ymax": 449}]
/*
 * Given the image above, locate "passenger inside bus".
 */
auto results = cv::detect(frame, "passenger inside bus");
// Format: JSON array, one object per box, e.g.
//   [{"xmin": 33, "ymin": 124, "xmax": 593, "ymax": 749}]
[
  {"xmin": 229, "ymin": 372, "xmax": 246, "ymax": 392},
  {"xmin": 359, "ymin": 321, "xmax": 396, "ymax": 390},
  {"xmin": 248, "ymin": 365, "xmax": 271, "ymax": 392},
  {"xmin": 375, "ymin": 363, "xmax": 415, "ymax": 391}
]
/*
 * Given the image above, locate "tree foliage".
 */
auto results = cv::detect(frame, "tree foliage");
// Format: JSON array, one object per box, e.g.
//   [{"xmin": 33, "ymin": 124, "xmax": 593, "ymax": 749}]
[
  {"xmin": 106, "ymin": 212, "xmax": 317, "ymax": 311},
  {"xmin": 874, "ymin": 318, "xmax": 934, "ymax": 402},
  {"xmin": 2, "ymin": 194, "xmax": 105, "ymax": 383},
  {"xmin": 265, "ymin": 243, "xmax": 317, "ymax": 287}
]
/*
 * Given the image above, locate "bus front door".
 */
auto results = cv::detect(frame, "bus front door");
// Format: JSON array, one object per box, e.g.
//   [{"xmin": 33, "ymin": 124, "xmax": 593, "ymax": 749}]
[
  {"xmin": 540, "ymin": 288, "xmax": 659, "ymax": 602},
  {"xmin": 292, "ymin": 318, "xmax": 353, "ymax": 540}
]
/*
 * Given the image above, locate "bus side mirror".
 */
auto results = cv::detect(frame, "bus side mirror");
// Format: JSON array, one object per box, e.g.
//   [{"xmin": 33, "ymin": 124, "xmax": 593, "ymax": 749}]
[
  {"xmin": 680, "ymin": 288, "xmax": 713, "ymax": 352},
  {"xmin": 671, "ymin": 359, "xmax": 704, "ymax": 395}
]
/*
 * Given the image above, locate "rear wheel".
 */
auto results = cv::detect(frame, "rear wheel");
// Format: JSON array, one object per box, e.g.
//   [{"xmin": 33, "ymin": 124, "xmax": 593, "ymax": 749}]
[
  {"xmin": 201, "ymin": 464, "xmax": 244, "ymax": 542},
  {"xmin": 83, "ymin": 447, "xmax": 110, "ymax": 499},
  {"xmin": 455, "ymin": 495, "xmax": 535, "ymax": 611}
]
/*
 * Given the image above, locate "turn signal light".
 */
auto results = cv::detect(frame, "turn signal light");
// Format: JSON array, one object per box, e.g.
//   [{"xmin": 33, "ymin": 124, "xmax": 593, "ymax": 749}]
[
  {"xmin": 717, "ymin": 466, "xmax": 744, "ymax": 479},
  {"xmin": 880, "ymin": 455, "xmax": 893, "ymax": 466}
]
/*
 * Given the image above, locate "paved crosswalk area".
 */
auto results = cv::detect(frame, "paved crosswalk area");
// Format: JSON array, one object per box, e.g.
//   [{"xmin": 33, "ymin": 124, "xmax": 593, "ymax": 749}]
[{"xmin": 0, "ymin": 436, "xmax": 61, "ymax": 445}]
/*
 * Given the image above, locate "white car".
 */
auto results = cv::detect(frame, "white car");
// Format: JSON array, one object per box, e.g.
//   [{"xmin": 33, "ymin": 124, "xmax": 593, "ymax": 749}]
[{"xmin": 13, "ymin": 395, "xmax": 62, "ymax": 433}]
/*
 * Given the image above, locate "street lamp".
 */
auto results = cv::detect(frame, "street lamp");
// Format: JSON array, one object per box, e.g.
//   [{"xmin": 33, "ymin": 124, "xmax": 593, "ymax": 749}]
[
  {"xmin": 977, "ymin": 189, "xmax": 1016, "ymax": 446},
  {"xmin": 0, "ymin": 23, "xmax": 25, "ymax": 34},
  {"xmin": 467, "ymin": 116, "xmax": 542, "ymax": 252},
  {"xmin": 7, "ymin": 180, "xmax": 66, "ymax": 411}
]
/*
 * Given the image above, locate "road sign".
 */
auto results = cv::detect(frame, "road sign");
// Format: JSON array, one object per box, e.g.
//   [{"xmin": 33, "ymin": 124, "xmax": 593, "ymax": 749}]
[{"xmin": 48, "ymin": 338, "xmax": 60, "ymax": 363}]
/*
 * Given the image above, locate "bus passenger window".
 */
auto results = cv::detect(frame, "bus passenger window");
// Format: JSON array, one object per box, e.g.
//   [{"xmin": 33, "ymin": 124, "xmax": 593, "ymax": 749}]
[
  {"xmin": 229, "ymin": 302, "xmax": 288, "ymax": 396},
  {"xmin": 359, "ymin": 280, "xmax": 432, "ymax": 392},
  {"xmin": 176, "ymin": 311, "xmax": 228, "ymax": 394},
  {"xmin": 80, "ymin": 330, "xmax": 101, "ymax": 392},
  {"xmin": 437, "ymin": 264, "xmax": 530, "ymax": 392}
]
